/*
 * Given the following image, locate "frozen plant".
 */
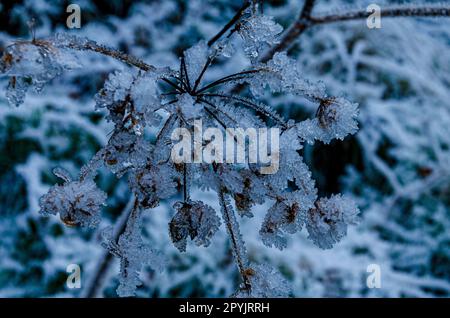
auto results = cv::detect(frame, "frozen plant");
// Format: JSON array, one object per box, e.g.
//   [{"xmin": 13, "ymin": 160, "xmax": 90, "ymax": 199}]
[{"xmin": 2, "ymin": 0, "xmax": 448, "ymax": 297}]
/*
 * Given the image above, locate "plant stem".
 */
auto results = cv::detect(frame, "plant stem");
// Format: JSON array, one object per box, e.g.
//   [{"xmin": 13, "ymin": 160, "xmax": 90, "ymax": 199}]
[
  {"xmin": 217, "ymin": 187, "xmax": 251, "ymax": 288},
  {"xmin": 207, "ymin": 1, "xmax": 251, "ymax": 47},
  {"xmin": 80, "ymin": 196, "xmax": 135, "ymax": 298}
]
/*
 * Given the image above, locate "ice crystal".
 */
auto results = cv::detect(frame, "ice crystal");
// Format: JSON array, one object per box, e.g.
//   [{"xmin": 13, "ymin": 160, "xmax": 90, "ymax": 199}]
[
  {"xmin": 239, "ymin": 14, "xmax": 283, "ymax": 61},
  {"xmin": 213, "ymin": 38, "xmax": 235, "ymax": 58}
]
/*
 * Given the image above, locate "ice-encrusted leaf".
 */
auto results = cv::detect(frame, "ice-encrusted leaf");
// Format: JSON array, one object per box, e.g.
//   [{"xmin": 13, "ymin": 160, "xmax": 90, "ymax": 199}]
[
  {"xmin": 306, "ymin": 194, "xmax": 360, "ymax": 249},
  {"xmin": 233, "ymin": 264, "xmax": 291, "ymax": 298},
  {"xmin": 169, "ymin": 200, "xmax": 221, "ymax": 252},
  {"xmin": 296, "ymin": 97, "xmax": 359, "ymax": 144},
  {"xmin": 130, "ymin": 161, "xmax": 179, "ymax": 209},
  {"xmin": 239, "ymin": 14, "xmax": 283, "ymax": 62},
  {"xmin": 39, "ymin": 168, "xmax": 106, "ymax": 228},
  {"xmin": 233, "ymin": 170, "xmax": 266, "ymax": 217},
  {"xmin": 260, "ymin": 198, "xmax": 305, "ymax": 250},
  {"xmin": 0, "ymin": 40, "xmax": 80, "ymax": 106}
]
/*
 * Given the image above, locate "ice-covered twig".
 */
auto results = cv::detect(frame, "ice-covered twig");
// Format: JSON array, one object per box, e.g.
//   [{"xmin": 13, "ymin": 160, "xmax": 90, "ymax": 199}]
[
  {"xmin": 56, "ymin": 34, "xmax": 156, "ymax": 72},
  {"xmin": 261, "ymin": 2, "xmax": 450, "ymax": 62},
  {"xmin": 217, "ymin": 186, "xmax": 251, "ymax": 289},
  {"xmin": 80, "ymin": 196, "xmax": 135, "ymax": 298}
]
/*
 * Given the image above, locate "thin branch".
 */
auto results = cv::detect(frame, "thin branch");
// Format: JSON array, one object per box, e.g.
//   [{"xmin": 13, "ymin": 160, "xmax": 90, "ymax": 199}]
[
  {"xmin": 260, "ymin": 0, "xmax": 316, "ymax": 62},
  {"xmin": 300, "ymin": 0, "xmax": 316, "ymax": 19},
  {"xmin": 207, "ymin": 1, "xmax": 251, "ymax": 47},
  {"xmin": 217, "ymin": 187, "xmax": 251, "ymax": 289},
  {"xmin": 63, "ymin": 36, "xmax": 155, "ymax": 71},
  {"xmin": 192, "ymin": 57, "xmax": 212, "ymax": 93},
  {"xmin": 203, "ymin": 106, "xmax": 229, "ymax": 130},
  {"xmin": 180, "ymin": 56, "xmax": 192, "ymax": 92},
  {"xmin": 199, "ymin": 99, "xmax": 241, "ymax": 144},
  {"xmin": 162, "ymin": 78, "xmax": 185, "ymax": 93},
  {"xmin": 183, "ymin": 164, "xmax": 188, "ymax": 202},
  {"xmin": 198, "ymin": 97, "xmax": 238, "ymax": 126},
  {"xmin": 204, "ymin": 93, "xmax": 288, "ymax": 128},
  {"xmin": 196, "ymin": 69, "xmax": 262, "ymax": 94},
  {"xmin": 311, "ymin": 5, "xmax": 450, "ymax": 25},
  {"xmin": 260, "ymin": 2, "xmax": 450, "ymax": 63},
  {"xmin": 80, "ymin": 196, "xmax": 136, "ymax": 298}
]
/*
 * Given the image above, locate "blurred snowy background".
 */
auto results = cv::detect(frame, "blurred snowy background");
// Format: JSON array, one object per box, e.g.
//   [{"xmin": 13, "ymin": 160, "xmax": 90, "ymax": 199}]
[{"xmin": 0, "ymin": 0, "xmax": 449, "ymax": 297}]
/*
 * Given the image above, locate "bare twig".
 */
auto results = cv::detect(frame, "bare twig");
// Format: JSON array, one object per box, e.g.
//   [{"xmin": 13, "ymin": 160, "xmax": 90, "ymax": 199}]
[
  {"xmin": 196, "ymin": 69, "xmax": 262, "ymax": 94},
  {"xmin": 260, "ymin": 0, "xmax": 316, "ymax": 62},
  {"xmin": 192, "ymin": 57, "xmax": 212, "ymax": 93},
  {"xmin": 207, "ymin": 1, "xmax": 251, "ymax": 47}
]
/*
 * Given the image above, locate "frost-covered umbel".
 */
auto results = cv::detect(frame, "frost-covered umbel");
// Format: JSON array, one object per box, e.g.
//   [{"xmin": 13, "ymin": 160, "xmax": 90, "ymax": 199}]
[{"xmin": 0, "ymin": 6, "xmax": 360, "ymax": 297}]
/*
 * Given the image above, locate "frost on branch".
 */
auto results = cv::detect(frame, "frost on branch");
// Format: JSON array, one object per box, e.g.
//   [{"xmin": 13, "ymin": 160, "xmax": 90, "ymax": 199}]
[
  {"xmin": 296, "ymin": 97, "xmax": 359, "ymax": 144},
  {"xmin": 306, "ymin": 194, "xmax": 360, "ymax": 249},
  {"xmin": 217, "ymin": 187, "xmax": 254, "ymax": 290},
  {"xmin": 233, "ymin": 264, "xmax": 291, "ymax": 298},
  {"xmin": 238, "ymin": 13, "xmax": 283, "ymax": 62},
  {"xmin": 0, "ymin": 39, "xmax": 79, "ymax": 106},
  {"xmin": 169, "ymin": 200, "xmax": 221, "ymax": 252},
  {"xmin": 101, "ymin": 205, "xmax": 166, "ymax": 297},
  {"xmin": 39, "ymin": 167, "xmax": 106, "ymax": 228}
]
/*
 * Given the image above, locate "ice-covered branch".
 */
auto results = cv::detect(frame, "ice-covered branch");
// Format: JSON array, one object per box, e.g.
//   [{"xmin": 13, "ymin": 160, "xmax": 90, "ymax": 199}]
[
  {"xmin": 261, "ymin": 2, "xmax": 450, "ymax": 62},
  {"xmin": 81, "ymin": 196, "xmax": 135, "ymax": 298},
  {"xmin": 217, "ymin": 187, "xmax": 251, "ymax": 289},
  {"xmin": 311, "ymin": 5, "xmax": 450, "ymax": 25},
  {"xmin": 56, "ymin": 34, "xmax": 156, "ymax": 71}
]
